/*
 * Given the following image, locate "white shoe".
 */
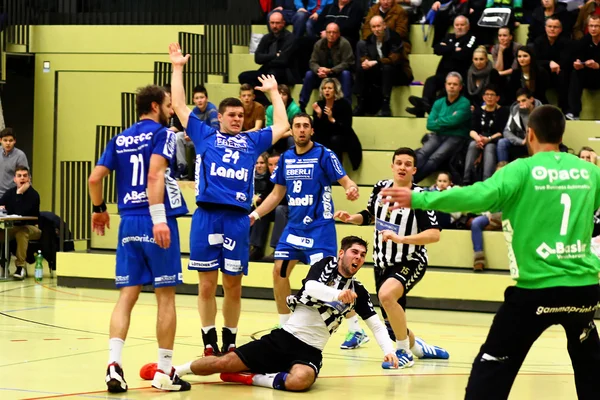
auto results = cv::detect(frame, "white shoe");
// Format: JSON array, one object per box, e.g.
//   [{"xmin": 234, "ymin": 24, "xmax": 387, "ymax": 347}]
[
  {"xmin": 151, "ymin": 368, "xmax": 191, "ymax": 391},
  {"xmin": 13, "ymin": 266, "xmax": 26, "ymax": 280}
]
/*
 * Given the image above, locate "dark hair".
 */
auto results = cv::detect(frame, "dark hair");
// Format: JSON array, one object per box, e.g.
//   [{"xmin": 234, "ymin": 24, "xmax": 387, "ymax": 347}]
[
  {"xmin": 578, "ymin": 146, "xmax": 595, "ymax": 157},
  {"xmin": 528, "ymin": 105, "xmax": 565, "ymax": 144},
  {"xmin": 291, "ymin": 113, "xmax": 313, "ymax": 128},
  {"xmin": 193, "ymin": 85, "xmax": 208, "ymax": 97},
  {"xmin": 240, "ymin": 83, "xmax": 254, "ymax": 93},
  {"xmin": 498, "ymin": 25, "xmax": 512, "ymax": 35},
  {"xmin": 515, "ymin": 87, "xmax": 534, "ymax": 99},
  {"xmin": 15, "ymin": 165, "xmax": 29, "ymax": 175},
  {"xmin": 483, "ymin": 84, "xmax": 500, "ymax": 96},
  {"xmin": 589, "ymin": 14, "xmax": 600, "ymax": 23},
  {"xmin": 278, "ymin": 84, "xmax": 292, "ymax": 107},
  {"xmin": 340, "ymin": 236, "xmax": 368, "ymax": 253},
  {"xmin": 392, "ymin": 147, "xmax": 417, "ymax": 165},
  {"xmin": 136, "ymin": 85, "xmax": 167, "ymax": 118},
  {"xmin": 163, "ymin": 84, "xmax": 171, "ymax": 93},
  {"xmin": 268, "ymin": 151, "xmax": 281, "ymax": 159},
  {"xmin": 218, "ymin": 97, "xmax": 244, "ymax": 114},
  {"xmin": 437, "ymin": 171, "xmax": 452, "ymax": 182},
  {"xmin": 516, "ymin": 46, "xmax": 539, "ymax": 91},
  {"xmin": 546, "ymin": 15, "xmax": 562, "ymax": 27},
  {"xmin": 0, "ymin": 128, "xmax": 15, "ymax": 140}
]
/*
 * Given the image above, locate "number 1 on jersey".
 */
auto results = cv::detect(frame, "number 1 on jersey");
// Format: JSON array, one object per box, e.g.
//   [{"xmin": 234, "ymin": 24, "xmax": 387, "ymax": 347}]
[
  {"xmin": 130, "ymin": 154, "xmax": 144, "ymax": 186},
  {"xmin": 560, "ymin": 193, "xmax": 571, "ymax": 236}
]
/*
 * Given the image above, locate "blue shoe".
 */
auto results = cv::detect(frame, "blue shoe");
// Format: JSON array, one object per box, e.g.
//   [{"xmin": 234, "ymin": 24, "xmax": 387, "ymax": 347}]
[
  {"xmin": 382, "ymin": 349, "xmax": 414, "ymax": 369},
  {"xmin": 415, "ymin": 337, "xmax": 450, "ymax": 359},
  {"xmin": 340, "ymin": 329, "xmax": 370, "ymax": 349}
]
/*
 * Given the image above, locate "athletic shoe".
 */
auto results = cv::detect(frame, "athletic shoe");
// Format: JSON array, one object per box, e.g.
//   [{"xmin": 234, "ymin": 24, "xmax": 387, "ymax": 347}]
[
  {"xmin": 151, "ymin": 368, "xmax": 191, "ymax": 391},
  {"xmin": 415, "ymin": 337, "xmax": 450, "ymax": 359},
  {"xmin": 204, "ymin": 344, "xmax": 219, "ymax": 357},
  {"xmin": 221, "ymin": 327, "xmax": 237, "ymax": 354},
  {"xmin": 106, "ymin": 362, "xmax": 128, "ymax": 393},
  {"xmin": 202, "ymin": 327, "xmax": 219, "ymax": 356},
  {"xmin": 395, "ymin": 349, "xmax": 415, "ymax": 369},
  {"xmin": 13, "ymin": 266, "xmax": 26, "ymax": 280},
  {"xmin": 220, "ymin": 372, "xmax": 254, "ymax": 385},
  {"xmin": 565, "ymin": 113, "xmax": 580, "ymax": 121},
  {"xmin": 340, "ymin": 329, "xmax": 370, "ymax": 349},
  {"xmin": 140, "ymin": 362, "xmax": 158, "ymax": 380}
]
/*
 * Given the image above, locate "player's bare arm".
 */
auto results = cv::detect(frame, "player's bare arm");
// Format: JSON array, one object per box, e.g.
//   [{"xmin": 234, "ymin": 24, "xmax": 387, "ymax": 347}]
[
  {"xmin": 147, "ymin": 154, "xmax": 170, "ymax": 249},
  {"xmin": 168, "ymin": 43, "xmax": 193, "ymax": 129},
  {"xmin": 381, "ymin": 228, "xmax": 440, "ymax": 245},
  {"xmin": 254, "ymin": 74, "xmax": 290, "ymax": 144},
  {"xmin": 338, "ymin": 175, "xmax": 359, "ymax": 201},
  {"xmin": 250, "ymin": 184, "xmax": 286, "ymax": 225},
  {"xmin": 88, "ymin": 165, "xmax": 111, "ymax": 235}
]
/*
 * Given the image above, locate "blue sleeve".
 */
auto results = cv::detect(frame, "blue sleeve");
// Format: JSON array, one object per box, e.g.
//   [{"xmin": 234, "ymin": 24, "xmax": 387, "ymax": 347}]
[
  {"xmin": 249, "ymin": 127, "xmax": 274, "ymax": 155},
  {"xmin": 323, "ymin": 149, "xmax": 346, "ymax": 182},
  {"xmin": 97, "ymin": 137, "xmax": 117, "ymax": 171},
  {"xmin": 272, "ymin": 153, "xmax": 286, "ymax": 185},
  {"xmin": 186, "ymin": 112, "xmax": 214, "ymax": 153},
  {"xmin": 152, "ymin": 128, "xmax": 177, "ymax": 162},
  {"xmin": 208, "ymin": 108, "xmax": 220, "ymax": 130}
]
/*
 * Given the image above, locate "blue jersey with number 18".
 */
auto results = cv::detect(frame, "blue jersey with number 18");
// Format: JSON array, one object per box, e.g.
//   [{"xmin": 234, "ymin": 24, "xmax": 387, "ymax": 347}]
[
  {"xmin": 186, "ymin": 113, "xmax": 273, "ymax": 211},
  {"xmin": 97, "ymin": 119, "xmax": 188, "ymax": 217}
]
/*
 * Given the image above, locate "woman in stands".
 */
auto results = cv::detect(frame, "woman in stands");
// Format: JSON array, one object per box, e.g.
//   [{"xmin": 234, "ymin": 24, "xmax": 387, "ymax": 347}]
[
  {"xmin": 466, "ymin": 46, "xmax": 500, "ymax": 105},
  {"xmin": 312, "ymin": 77, "xmax": 352, "ymax": 161},
  {"xmin": 505, "ymin": 45, "xmax": 549, "ymax": 104},
  {"xmin": 266, "ymin": 84, "xmax": 301, "ymax": 153},
  {"xmin": 491, "ymin": 26, "xmax": 521, "ymax": 81}
]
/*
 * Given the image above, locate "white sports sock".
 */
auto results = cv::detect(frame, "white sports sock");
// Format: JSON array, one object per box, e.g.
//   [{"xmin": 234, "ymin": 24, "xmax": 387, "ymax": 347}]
[
  {"xmin": 411, "ymin": 338, "xmax": 425, "ymax": 358},
  {"xmin": 347, "ymin": 315, "xmax": 361, "ymax": 333},
  {"xmin": 396, "ymin": 338, "xmax": 410, "ymax": 352},
  {"xmin": 279, "ymin": 313, "xmax": 290, "ymax": 326},
  {"xmin": 201, "ymin": 325, "xmax": 216, "ymax": 334},
  {"xmin": 175, "ymin": 361, "xmax": 193, "ymax": 376},
  {"xmin": 108, "ymin": 338, "xmax": 125, "ymax": 366},
  {"xmin": 224, "ymin": 326, "xmax": 238, "ymax": 334},
  {"xmin": 252, "ymin": 373, "xmax": 278, "ymax": 388},
  {"xmin": 157, "ymin": 348, "xmax": 173, "ymax": 374}
]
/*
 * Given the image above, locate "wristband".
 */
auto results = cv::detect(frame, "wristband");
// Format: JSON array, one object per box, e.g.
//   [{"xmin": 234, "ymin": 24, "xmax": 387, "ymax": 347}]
[
  {"xmin": 250, "ymin": 211, "xmax": 261, "ymax": 220},
  {"xmin": 92, "ymin": 201, "xmax": 107, "ymax": 213},
  {"xmin": 150, "ymin": 204, "xmax": 167, "ymax": 225}
]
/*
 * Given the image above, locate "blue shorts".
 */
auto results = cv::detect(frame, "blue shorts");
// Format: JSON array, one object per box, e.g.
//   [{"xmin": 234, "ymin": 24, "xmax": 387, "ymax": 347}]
[
  {"xmin": 274, "ymin": 223, "xmax": 337, "ymax": 265},
  {"xmin": 188, "ymin": 206, "xmax": 250, "ymax": 275},
  {"xmin": 115, "ymin": 216, "xmax": 183, "ymax": 288}
]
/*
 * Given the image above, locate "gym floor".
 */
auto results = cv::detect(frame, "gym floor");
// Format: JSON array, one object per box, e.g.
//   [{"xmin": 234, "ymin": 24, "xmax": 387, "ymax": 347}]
[{"xmin": 0, "ymin": 279, "xmax": 579, "ymax": 399}]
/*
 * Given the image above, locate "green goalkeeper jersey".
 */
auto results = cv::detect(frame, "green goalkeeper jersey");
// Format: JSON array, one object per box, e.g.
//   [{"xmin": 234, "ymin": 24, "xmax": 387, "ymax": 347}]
[{"xmin": 412, "ymin": 151, "xmax": 600, "ymax": 289}]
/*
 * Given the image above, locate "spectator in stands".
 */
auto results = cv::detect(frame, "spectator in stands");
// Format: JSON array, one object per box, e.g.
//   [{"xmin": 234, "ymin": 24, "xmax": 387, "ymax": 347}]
[
  {"xmin": 353, "ymin": 15, "xmax": 413, "ymax": 117},
  {"xmin": 0, "ymin": 128, "xmax": 29, "ymax": 198},
  {"xmin": 312, "ymin": 78, "xmax": 353, "ymax": 160},
  {"xmin": 470, "ymin": 210, "xmax": 502, "ymax": 271},
  {"xmin": 414, "ymin": 72, "xmax": 472, "ymax": 183},
  {"xmin": 505, "ymin": 45, "xmax": 550, "ymax": 104},
  {"xmin": 466, "ymin": 46, "xmax": 500, "ymax": 105},
  {"xmin": 579, "ymin": 146, "xmax": 598, "ymax": 164},
  {"xmin": 175, "ymin": 85, "xmax": 218, "ymax": 180},
  {"xmin": 533, "ymin": 16, "xmax": 571, "ymax": 113},
  {"xmin": 497, "ymin": 87, "xmax": 542, "ymax": 166},
  {"xmin": 239, "ymin": 11, "xmax": 296, "ymax": 101},
  {"xmin": 463, "ymin": 84, "xmax": 509, "ymax": 184},
  {"xmin": 0, "ymin": 166, "xmax": 40, "ymax": 280},
  {"xmin": 262, "ymin": 153, "xmax": 288, "ymax": 262},
  {"xmin": 573, "ymin": 0, "xmax": 600, "ymax": 40},
  {"xmin": 267, "ymin": 84, "xmax": 300, "ymax": 152},
  {"xmin": 316, "ymin": 0, "xmax": 364, "ymax": 49},
  {"xmin": 299, "ymin": 23, "xmax": 354, "ymax": 111},
  {"xmin": 240, "ymin": 84, "xmax": 266, "ymax": 132},
  {"xmin": 407, "ymin": 15, "xmax": 476, "ymax": 117},
  {"xmin": 267, "ymin": 0, "xmax": 297, "ymax": 25},
  {"xmin": 293, "ymin": 0, "xmax": 332, "ymax": 38},
  {"xmin": 428, "ymin": 171, "xmax": 455, "ymax": 229},
  {"xmin": 566, "ymin": 14, "xmax": 600, "ymax": 120},
  {"xmin": 429, "ymin": 0, "xmax": 471, "ymax": 47},
  {"xmin": 492, "ymin": 26, "xmax": 521, "ymax": 79},
  {"xmin": 527, "ymin": 0, "xmax": 572, "ymax": 44},
  {"xmin": 362, "ymin": 0, "xmax": 410, "ymax": 52},
  {"xmin": 250, "ymin": 153, "xmax": 275, "ymax": 261}
]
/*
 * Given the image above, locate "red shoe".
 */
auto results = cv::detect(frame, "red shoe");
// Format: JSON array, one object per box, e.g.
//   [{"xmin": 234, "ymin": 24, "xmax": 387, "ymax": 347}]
[
  {"xmin": 220, "ymin": 372, "xmax": 255, "ymax": 385},
  {"xmin": 204, "ymin": 346, "xmax": 217, "ymax": 357},
  {"xmin": 139, "ymin": 362, "xmax": 158, "ymax": 380}
]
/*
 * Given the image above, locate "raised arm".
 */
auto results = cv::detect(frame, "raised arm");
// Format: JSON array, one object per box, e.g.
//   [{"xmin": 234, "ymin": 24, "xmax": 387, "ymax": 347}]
[
  {"xmin": 254, "ymin": 75, "xmax": 290, "ymax": 144},
  {"xmin": 168, "ymin": 43, "xmax": 193, "ymax": 129}
]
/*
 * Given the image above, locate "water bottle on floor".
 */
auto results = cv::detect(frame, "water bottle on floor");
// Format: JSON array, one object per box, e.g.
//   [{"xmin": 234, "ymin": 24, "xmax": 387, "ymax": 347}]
[{"xmin": 35, "ymin": 250, "xmax": 43, "ymax": 283}]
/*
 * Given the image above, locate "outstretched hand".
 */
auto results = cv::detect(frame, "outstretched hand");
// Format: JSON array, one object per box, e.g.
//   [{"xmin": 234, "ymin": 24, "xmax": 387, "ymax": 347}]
[
  {"xmin": 168, "ymin": 43, "xmax": 190, "ymax": 67},
  {"xmin": 255, "ymin": 74, "xmax": 278, "ymax": 93}
]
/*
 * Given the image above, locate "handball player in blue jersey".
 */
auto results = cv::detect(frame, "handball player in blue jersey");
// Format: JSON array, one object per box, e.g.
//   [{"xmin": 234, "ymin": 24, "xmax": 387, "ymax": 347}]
[
  {"xmin": 89, "ymin": 85, "xmax": 190, "ymax": 393},
  {"xmin": 168, "ymin": 43, "xmax": 290, "ymax": 356},
  {"xmin": 250, "ymin": 113, "xmax": 369, "ymax": 348}
]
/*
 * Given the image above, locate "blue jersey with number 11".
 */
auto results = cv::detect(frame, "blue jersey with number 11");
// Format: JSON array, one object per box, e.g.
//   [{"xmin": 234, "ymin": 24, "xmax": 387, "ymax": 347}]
[{"xmin": 97, "ymin": 119, "xmax": 188, "ymax": 217}]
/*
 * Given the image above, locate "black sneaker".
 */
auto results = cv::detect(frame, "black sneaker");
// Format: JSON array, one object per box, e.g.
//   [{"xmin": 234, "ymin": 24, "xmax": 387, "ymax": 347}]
[
  {"xmin": 151, "ymin": 367, "xmax": 191, "ymax": 391},
  {"xmin": 106, "ymin": 362, "xmax": 128, "ymax": 393},
  {"xmin": 13, "ymin": 266, "xmax": 26, "ymax": 280},
  {"xmin": 221, "ymin": 327, "xmax": 237, "ymax": 354},
  {"xmin": 202, "ymin": 327, "xmax": 219, "ymax": 356}
]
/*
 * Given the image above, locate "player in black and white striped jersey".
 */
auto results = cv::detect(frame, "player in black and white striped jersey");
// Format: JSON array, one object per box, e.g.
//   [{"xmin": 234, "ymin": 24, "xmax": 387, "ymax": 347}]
[
  {"xmin": 140, "ymin": 236, "xmax": 400, "ymax": 392},
  {"xmin": 335, "ymin": 147, "xmax": 450, "ymax": 368}
]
